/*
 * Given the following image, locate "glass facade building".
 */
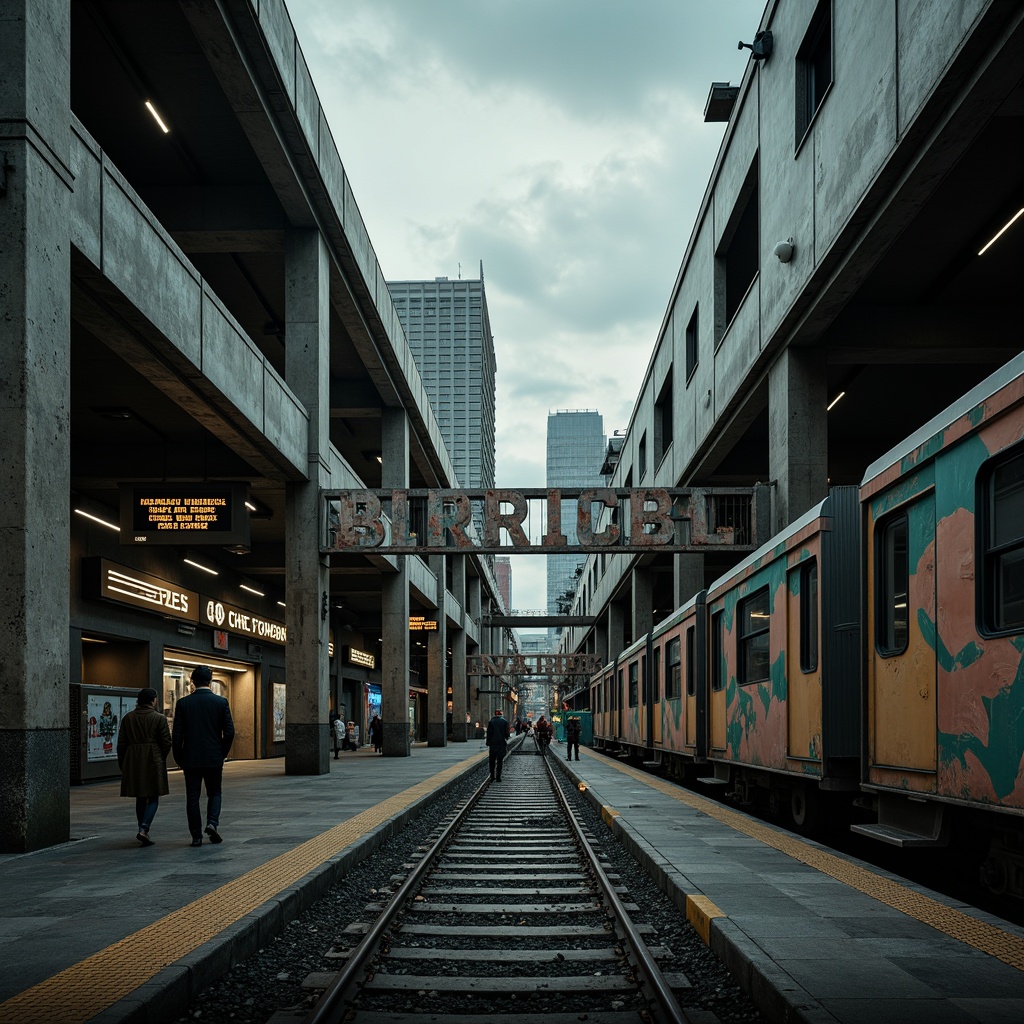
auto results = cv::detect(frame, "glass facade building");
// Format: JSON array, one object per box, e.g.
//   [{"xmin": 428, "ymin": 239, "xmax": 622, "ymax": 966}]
[
  {"xmin": 388, "ymin": 274, "xmax": 497, "ymax": 524},
  {"xmin": 546, "ymin": 410, "xmax": 606, "ymax": 638}
]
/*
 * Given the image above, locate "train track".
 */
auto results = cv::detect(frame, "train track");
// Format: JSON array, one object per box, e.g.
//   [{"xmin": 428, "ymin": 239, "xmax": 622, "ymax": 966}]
[{"xmin": 296, "ymin": 741, "xmax": 692, "ymax": 1024}]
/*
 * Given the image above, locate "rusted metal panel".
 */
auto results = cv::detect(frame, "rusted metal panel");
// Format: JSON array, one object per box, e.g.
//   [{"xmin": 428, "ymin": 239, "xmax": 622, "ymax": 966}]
[
  {"xmin": 323, "ymin": 487, "xmax": 766, "ymax": 555},
  {"xmin": 466, "ymin": 653, "xmax": 604, "ymax": 677}
]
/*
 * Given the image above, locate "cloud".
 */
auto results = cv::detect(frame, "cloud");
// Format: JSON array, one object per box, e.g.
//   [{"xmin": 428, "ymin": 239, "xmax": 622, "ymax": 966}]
[{"xmin": 286, "ymin": 0, "xmax": 766, "ymax": 608}]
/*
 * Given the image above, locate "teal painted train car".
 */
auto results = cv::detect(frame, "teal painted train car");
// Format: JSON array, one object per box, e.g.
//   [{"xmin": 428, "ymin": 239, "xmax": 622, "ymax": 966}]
[
  {"xmin": 589, "ymin": 351, "xmax": 1024, "ymax": 890},
  {"xmin": 855, "ymin": 351, "xmax": 1024, "ymax": 893}
]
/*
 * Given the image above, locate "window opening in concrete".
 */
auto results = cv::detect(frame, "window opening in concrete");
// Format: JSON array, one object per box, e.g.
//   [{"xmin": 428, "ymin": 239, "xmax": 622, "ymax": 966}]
[{"xmin": 796, "ymin": 0, "xmax": 833, "ymax": 148}]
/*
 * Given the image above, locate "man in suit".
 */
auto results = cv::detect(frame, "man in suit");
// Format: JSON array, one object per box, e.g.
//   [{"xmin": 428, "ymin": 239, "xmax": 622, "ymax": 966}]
[
  {"xmin": 485, "ymin": 707, "xmax": 511, "ymax": 782},
  {"xmin": 172, "ymin": 665, "xmax": 235, "ymax": 847}
]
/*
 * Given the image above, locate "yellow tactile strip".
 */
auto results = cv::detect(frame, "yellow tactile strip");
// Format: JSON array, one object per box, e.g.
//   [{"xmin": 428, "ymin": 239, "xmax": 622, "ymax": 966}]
[
  {"xmin": 0, "ymin": 752, "xmax": 485, "ymax": 1024},
  {"xmin": 597, "ymin": 757, "xmax": 1024, "ymax": 972}
]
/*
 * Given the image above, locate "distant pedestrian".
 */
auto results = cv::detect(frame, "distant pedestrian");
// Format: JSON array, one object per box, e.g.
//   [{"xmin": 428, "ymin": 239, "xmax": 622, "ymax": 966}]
[
  {"xmin": 172, "ymin": 665, "xmax": 234, "ymax": 847},
  {"xmin": 369, "ymin": 714, "xmax": 383, "ymax": 753},
  {"xmin": 565, "ymin": 716, "xmax": 582, "ymax": 762},
  {"xmin": 514, "ymin": 717, "xmax": 523, "ymax": 735},
  {"xmin": 117, "ymin": 687, "xmax": 172, "ymax": 847},
  {"xmin": 330, "ymin": 709, "xmax": 342, "ymax": 759},
  {"xmin": 343, "ymin": 720, "xmax": 356, "ymax": 750},
  {"xmin": 535, "ymin": 715, "xmax": 552, "ymax": 754},
  {"xmin": 485, "ymin": 708, "xmax": 511, "ymax": 782}
]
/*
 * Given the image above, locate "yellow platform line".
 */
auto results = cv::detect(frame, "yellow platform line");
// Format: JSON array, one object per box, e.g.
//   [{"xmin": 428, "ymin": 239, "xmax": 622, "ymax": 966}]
[
  {"xmin": 599, "ymin": 757, "xmax": 1024, "ymax": 972},
  {"xmin": 0, "ymin": 752, "xmax": 485, "ymax": 1024}
]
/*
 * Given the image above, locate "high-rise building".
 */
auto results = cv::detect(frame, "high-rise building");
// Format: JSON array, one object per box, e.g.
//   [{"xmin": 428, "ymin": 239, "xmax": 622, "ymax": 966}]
[
  {"xmin": 388, "ymin": 271, "xmax": 497, "ymax": 527},
  {"xmin": 494, "ymin": 556, "xmax": 512, "ymax": 612},
  {"xmin": 546, "ymin": 410, "xmax": 606, "ymax": 637}
]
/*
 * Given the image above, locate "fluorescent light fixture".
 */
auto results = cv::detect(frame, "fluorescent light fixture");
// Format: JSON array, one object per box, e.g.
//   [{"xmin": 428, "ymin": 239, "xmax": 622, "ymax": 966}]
[
  {"xmin": 145, "ymin": 100, "xmax": 170, "ymax": 134},
  {"xmin": 184, "ymin": 558, "xmax": 219, "ymax": 576},
  {"xmin": 276, "ymin": 600, "xmax": 286, "ymax": 608},
  {"xmin": 245, "ymin": 501, "xmax": 257, "ymax": 512},
  {"xmin": 240, "ymin": 583, "xmax": 265, "ymax": 597},
  {"xmin": 978, "ymin": 208, "xmax": 1024, "ymax": 255},
  {"xmin": 826, "ymin": 391, "xmax": 846, "ymax": 412},
  {"xmin": 74, "ymin": 508, "xmax": 120, "ymax": 532},
  {"xmin": 82, "ymin": 637, "xmax": 108, "ymax": 644}
]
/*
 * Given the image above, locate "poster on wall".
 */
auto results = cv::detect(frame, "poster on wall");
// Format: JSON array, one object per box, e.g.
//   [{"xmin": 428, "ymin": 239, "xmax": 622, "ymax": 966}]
[
  {"xmin": 86, "ymin": 693, "xmax": 135, "ymax": 762},
  {"xmin": 272, "ymin": 682, "xmax": 286, "ymax": 742}
]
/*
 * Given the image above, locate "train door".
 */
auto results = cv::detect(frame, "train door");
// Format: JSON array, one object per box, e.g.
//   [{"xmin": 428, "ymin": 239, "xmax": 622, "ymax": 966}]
[
  {"xmin": 683, "ymin": 624, "xmax": 697, "ymax": 748},
  {"xmin": 867, "ymin": 494, "xmax": 938, "ymax": 783},
  {"xmin": 786, "ymin": 558, "xmax": 822, "ymax": 764},
  {"xmin": 651, "ymin": 645, "xmax": 663, "ymax": 746},
  {"xmin": 617, "ymin": 666, "xmax": 625, "ymax": 739},
  {"xmin": 709, "ymin": 607, "xmax": 727, "ymax": 751}
]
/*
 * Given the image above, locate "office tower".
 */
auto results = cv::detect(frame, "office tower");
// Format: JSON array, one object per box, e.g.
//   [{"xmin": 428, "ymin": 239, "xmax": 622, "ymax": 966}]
[
  {"xmin": 546, "ymin": 410, "xmax": 606, "ymax": 637},
  {"xmin": 388, "ymin": 271, "xmax": 497, "ymax": 528}
]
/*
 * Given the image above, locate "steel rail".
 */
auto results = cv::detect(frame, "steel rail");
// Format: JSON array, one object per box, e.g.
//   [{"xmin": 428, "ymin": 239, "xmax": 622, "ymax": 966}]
[
  {"xmin": 542, "ymin": 751, "xmax": 692, "ymax": 1024},
  {"xmin": 302, "ymin": 772, "xmax": 489, "ymax": 1024}
]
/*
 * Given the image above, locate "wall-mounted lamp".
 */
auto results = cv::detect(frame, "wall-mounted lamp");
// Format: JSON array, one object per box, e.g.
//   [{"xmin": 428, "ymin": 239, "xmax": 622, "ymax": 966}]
[
  {"xmin": 738, "ymin": 31, "xmax": 773, "ymax": 61},
  {"xmin": 774, "ymin": 238, "xmax": 795, "ymax": 263}
]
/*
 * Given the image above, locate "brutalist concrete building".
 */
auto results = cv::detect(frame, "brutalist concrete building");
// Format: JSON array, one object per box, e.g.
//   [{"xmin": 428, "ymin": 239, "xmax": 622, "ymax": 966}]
[{"xmin": 0, "ymin": 0, "xmax": 506, "ymax": 853}]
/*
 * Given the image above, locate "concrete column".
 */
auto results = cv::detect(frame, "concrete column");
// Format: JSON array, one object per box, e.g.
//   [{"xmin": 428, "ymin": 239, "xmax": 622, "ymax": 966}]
[
  {"xmin": 0, "ymin": 0, "xmax": 72, "ymax": 852},
  {"xmin": 426, "ymin": 554, "xmax": 447, "ymax": 746},
  {"xmin": 607, "ymin": 601, "xmax": 625, "ymax": 663},
  {"xmin": 381, "ymin": 408, "xmax": 411, "ymax": 756},
  {"xmin": 632, "ymin": 568, "xmax": 654, "ymax": 640},
  {"xmin": 284, "ymin": 229, "xmax": 331, "ymax": 774},
  {"xmin": 450, "ymin": 558, "xmax": 468, "ymax": 742},
  {"xmin": 673, "ymin": 553, "xmax": 705, "ymax": 607},
  {"xmin": 769, "ymin": 346, "xmax": 828, "ymax": 531},
  {"xmin": 467, "ymin": 576, "xmax": 486, "ymax": 731}
]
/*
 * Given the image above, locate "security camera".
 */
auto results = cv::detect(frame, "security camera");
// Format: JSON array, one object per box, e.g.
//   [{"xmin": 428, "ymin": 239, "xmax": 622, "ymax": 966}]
[{"xmin": 774, "ymin": 238, "xmax": 795, "ymax": 263}]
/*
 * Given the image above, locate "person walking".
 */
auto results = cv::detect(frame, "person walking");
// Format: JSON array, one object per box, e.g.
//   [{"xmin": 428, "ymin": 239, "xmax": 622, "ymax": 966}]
[
  {"xmin": 535, "ymin": 715, "xmax": 552, "ymax": 755},
  {"xmin": 565, "ymin": 715, "xmax": 582, "ymax": 761},
  {"xmin": 331, "ymin": 711, "xmax": 344, "ymax": 759},
  {"xmin": 485, "ymin": 707, "xmax": 511, "ymax": 782},
  {"xmin": 171, "ymin": 665, "xmax": 235, "ymax": 847},
  {"xmin": 117, "ymin": 687, "xmax": 172, "ymax": 847},
  {"xmin": 369, "ymin": 713, "xmax": 383, "ymax": 754}
]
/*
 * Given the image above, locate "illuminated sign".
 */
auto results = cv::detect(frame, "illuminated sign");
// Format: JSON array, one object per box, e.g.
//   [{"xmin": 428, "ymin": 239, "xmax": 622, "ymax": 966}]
[
  {"xmin": 119, "ymin": 483, "xmax": 250, "ymax": 547},
  {"xmin": 86, "ymin": 558, "xmax": 199, "ymax": 623},
  {"xmin": 199, "ymin": 598, "xmax": 287, "ymax": 646},
  {"xmin": 409, "ymin": 616, "xmax": 438, "ymax": 631},
  {"xmin": 346, "ymin": 646, "xmax": 376, "ymax": 669}
]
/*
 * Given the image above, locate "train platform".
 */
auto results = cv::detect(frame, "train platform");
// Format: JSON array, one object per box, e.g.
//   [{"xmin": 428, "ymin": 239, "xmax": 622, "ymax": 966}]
[
  {"xmin": 556, "ymin": 743, "xmax": 1024, "ymax": 1024},
  {"xmin": 0, "ymin": 741, "xmax": 489, "ymax": 1024}
]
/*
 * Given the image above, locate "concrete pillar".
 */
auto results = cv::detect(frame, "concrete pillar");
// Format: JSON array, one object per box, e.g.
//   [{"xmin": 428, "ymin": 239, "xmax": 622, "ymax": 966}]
[
  {"xmin": 381, "ymin": 408, "xmax": 411, "ymax": 756},
  {"xmin": 673, "ymin": 553, "xmax": 705, "ymax": 607},
  {"xmin": 607, "ymin": 601, "xmax": 625, "ymax": 663},
  {"xmin": 426, "ymin": 554, "xmax": 447, "ymax": 746},
  {"xmin": 450, "ymin": 558, "xmax": 468, "ymax": 742},
  {"xmin": 769, "ymin": 346, "xmax": 828, "ymax": 531},
  {"xmin": 632, "ymin": 568, "xmax": 654, "ymax": 640},
  {"xmin": 467, "ymin": 576, "xmax": 486, "ymax": 731},
  {"xmin": 0, "ymin": 0, "xmax": 72, "ymax": 852},
  {"xmin": 284, "ymin": 229, "xmax": 331, "ymax": 774}
]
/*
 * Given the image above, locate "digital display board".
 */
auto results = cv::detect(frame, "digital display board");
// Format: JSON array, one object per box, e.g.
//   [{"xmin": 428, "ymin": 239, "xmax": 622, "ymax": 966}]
[{"xmin": 119, "ymin": 483, "xmax": 250, "ymax": 546}]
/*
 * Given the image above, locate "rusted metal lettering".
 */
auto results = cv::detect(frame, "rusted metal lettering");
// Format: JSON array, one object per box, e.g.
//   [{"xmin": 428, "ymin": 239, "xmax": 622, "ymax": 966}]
[
  {"xmin": 484, "ymin": 489, "xmax": 530, "ymax": 548},
  {"xmin": 427, "ymin": 490, "xmax": 475, "ymax": 548},
  {"xmin": 576, "ymin": 489, "xmax": 619, "ymax": 546},
  {"xmin": 630, "ymin": 488, "xmax": 674, "ymax": 546}
]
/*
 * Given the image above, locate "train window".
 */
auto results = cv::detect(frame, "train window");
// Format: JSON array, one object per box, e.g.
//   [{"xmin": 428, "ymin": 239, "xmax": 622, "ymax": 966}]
[
  {"xmin": 711, "ymin": 611, "xmax": 725, "ymax": 691},
  {"xmin": 981, "ymin": 446, "xmax": 1024, "ymax": 633},
  {"xmin": 652, "ymin": 647, "xmax": 661, "ymax": 703},
  {"xmin": 800, "ymin": 560, "xmax": 819, "ymax": 672},
  {"xmin": 738, "ymin": 587, "xmax": 771, "ymax": 684},
  {"xmin": 629, "ymin": 662, "xmax": 639, "ymax": 708},
  {"xmin": 877, "ymin": 513, "xmax": 909, "ymax": 655},
  {"xmin": 666, "ymin": 637, "xmax": 681, "ymax": 699},
  {"xmin": 686, "ymin": 625, "xmax": 696, "ymax": 696}
]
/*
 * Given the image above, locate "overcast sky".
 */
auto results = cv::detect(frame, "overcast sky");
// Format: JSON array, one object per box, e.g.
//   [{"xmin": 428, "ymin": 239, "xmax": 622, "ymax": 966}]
[{"xmin": 286, "ymin": 0, "xmax": 765, "ymax": 613}]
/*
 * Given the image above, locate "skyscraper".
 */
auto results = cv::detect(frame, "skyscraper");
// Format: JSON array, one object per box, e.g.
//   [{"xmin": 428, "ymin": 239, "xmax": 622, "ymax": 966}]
[
  {"xmin": 388, "ymin": 271, "xmax": 497, "ymax": 521},
  {"xmin": 546, "ymin": 410, "xmax": 606, "ymax": 637}
]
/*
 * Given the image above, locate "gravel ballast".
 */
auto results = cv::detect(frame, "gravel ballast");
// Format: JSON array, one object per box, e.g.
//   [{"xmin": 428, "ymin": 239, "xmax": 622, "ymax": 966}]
[{"xmin": 177, "ymin": 752, "xmax": 766, "ymax": 1023}]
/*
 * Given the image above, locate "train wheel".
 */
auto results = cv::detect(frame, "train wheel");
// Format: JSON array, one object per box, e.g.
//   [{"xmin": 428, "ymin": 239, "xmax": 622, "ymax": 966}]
[{"xmin": 790, "ymin": 786, "xmax": 819, "ymax": 834}]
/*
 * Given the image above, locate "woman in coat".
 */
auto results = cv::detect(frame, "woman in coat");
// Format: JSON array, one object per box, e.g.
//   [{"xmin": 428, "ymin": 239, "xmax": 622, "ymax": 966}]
[{"xmin": 117, "ymin": 687, "xmax": 173, "ymax": 846}]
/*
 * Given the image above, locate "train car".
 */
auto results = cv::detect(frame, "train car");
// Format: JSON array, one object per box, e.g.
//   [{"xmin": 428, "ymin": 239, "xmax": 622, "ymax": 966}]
[
  {"xmin": 854, "ymin": 352, "xmax": 1024, "ymax": 894},
  {"xmin": 701, "ymin": 487, "xmax": 861, "ymax": 829}
]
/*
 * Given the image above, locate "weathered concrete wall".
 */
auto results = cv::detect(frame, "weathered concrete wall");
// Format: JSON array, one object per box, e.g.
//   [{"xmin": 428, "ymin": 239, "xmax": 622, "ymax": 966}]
[{"xmin": 68, "ymin": 118, "xmax": 308, "ymax": 479}]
